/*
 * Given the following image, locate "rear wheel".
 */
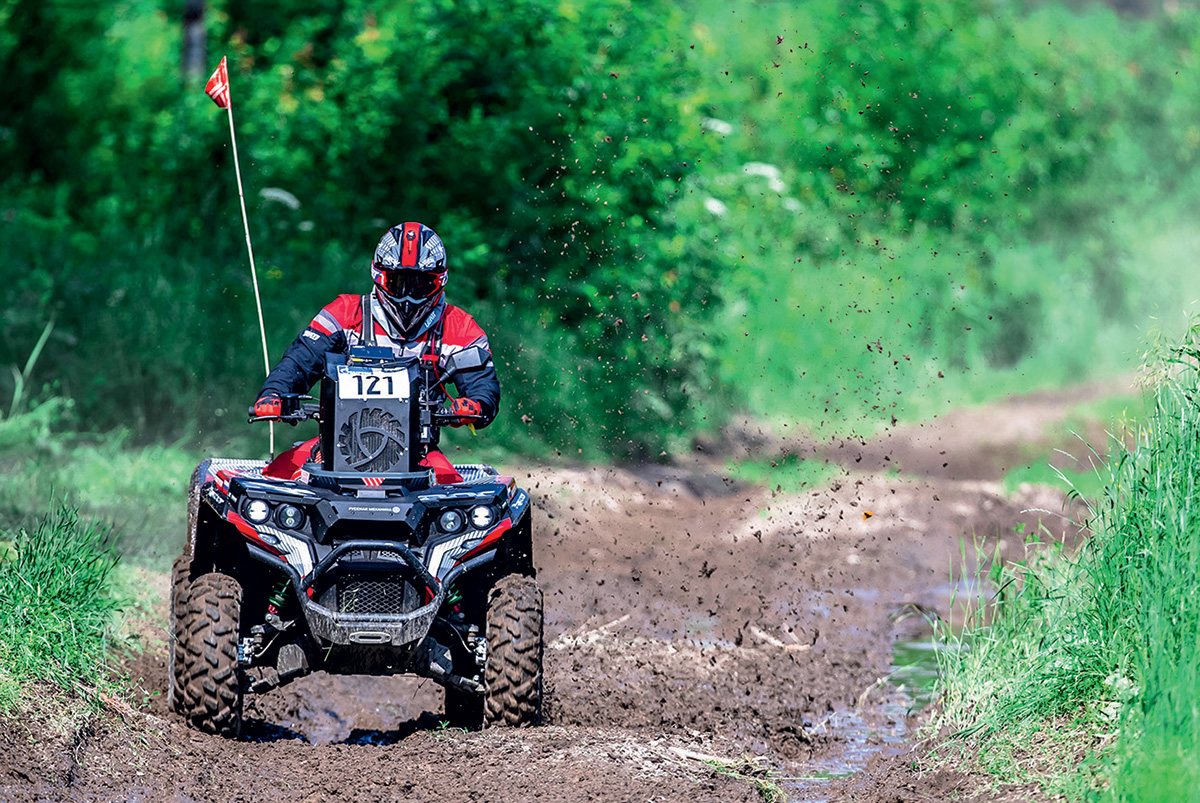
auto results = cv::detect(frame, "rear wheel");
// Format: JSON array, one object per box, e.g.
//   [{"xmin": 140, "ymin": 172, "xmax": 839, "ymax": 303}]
[
  {"xmin": 178, "ymin": 571, "xmax": 244, "ymax": 738},
  {"xmin": 443, "ymin": 574, "xmax": 544, "ymax": 728}
]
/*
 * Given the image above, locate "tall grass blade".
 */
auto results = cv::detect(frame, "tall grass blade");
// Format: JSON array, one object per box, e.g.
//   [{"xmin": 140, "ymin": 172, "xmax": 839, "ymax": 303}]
[{"xmin": 8, "ymin": 319, "xmax": 55, "ymax": 420}]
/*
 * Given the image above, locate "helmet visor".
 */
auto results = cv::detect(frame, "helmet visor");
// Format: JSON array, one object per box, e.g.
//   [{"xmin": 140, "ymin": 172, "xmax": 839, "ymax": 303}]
[{"xmin": 375, "ymin": 264, "xmax": 445, "ymax": 299}]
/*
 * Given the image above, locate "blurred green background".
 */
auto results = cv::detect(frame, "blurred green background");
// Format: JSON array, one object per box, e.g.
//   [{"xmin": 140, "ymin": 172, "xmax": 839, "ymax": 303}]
[{"xmin": 3, "ymin": 0, "xmax": 1199, "ymax": 466}]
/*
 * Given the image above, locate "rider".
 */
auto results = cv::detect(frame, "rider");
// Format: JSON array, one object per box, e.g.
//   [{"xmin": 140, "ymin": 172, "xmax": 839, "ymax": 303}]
[{"xmin": 249, "ymin": 222, "xmax": 500, "ymax": 482}]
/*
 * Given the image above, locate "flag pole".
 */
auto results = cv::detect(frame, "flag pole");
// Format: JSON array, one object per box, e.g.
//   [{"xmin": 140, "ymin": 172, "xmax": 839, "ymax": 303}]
[{"xmin": 209, "ymin": 56, "xmax": 274, "ymax": 455}]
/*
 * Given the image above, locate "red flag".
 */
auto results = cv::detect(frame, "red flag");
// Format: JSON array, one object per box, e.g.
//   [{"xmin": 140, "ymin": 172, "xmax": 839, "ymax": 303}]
[{"xmin": 205, "ymin": 56, "xmax": 231, "ymax": 109}]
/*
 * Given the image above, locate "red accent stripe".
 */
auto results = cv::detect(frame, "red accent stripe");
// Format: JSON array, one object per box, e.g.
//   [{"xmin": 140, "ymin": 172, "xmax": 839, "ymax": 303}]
[
  {"xmin": 227, "ymin": 511, "xmax": 285, "ymax": 557},
  {"xmin": 400, "ymin": 222, "xmax": 421, "ymax": 266},
  {"xmin": 457, "ymin": 517, "xmax": 513, "ymax": 564}
]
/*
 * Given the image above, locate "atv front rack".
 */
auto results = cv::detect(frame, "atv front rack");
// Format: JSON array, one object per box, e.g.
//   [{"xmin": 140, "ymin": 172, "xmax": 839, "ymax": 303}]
[
  {"xmin": 296, "ymin": 463, "xmax": 502, "ymax": 495},
  {"xmin": 299, "ymin": 464, "xmax": 435, "ymax": 496}
]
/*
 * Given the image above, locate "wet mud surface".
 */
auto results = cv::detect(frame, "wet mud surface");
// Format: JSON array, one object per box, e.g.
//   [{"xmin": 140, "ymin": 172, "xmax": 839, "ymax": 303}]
[{"xmin": 0, "ymin": 383, "xmax": 1118, "ymax": 802}]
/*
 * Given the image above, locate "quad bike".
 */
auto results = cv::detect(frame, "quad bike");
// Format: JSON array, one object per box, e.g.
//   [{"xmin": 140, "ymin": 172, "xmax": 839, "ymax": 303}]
[{"xmin": 168, "ymin": 345, "xmax": 542, "ymax": 739}]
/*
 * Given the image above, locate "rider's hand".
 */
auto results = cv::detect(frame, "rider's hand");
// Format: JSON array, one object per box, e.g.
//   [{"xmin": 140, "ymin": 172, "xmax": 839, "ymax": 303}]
[
  {"xmin": 446, "ymin": 397, "xmax": 482, "ymax": 428},
  {"xmin": 250, "ymin": 395, "xmax": 282, "ymax": 421}
]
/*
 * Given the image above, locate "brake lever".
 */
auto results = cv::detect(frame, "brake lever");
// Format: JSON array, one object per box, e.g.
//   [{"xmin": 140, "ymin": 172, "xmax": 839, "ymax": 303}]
[{"xmin": 431, "ymin": 412, "xmax": 484, "ymax": 426}]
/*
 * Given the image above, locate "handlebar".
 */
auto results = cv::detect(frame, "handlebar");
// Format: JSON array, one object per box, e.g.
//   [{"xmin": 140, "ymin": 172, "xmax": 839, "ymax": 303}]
[
  {"xmin": 250, "ymin": 401, "xmax": 476, "ymax": 427},
  {"xmin": 248, "ymin": 395, "xmax": 319, "ymax": 425},
  {"xmin": 249, "ymin": 377, "xmax": 485, "ymax": 429}
]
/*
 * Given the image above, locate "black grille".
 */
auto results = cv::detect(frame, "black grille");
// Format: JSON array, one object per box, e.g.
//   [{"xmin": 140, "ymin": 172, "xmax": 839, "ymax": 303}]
[
  {"xmin": 338, "ymin": 407, "xmax": 406, "ymax": 472},
  {"xmin": 341, "ymin": 548, "xmax": 407, "ymax": 563},
  {"xmin": 337, "ymin": 571, "xmax": 417, "ymax": 615}
]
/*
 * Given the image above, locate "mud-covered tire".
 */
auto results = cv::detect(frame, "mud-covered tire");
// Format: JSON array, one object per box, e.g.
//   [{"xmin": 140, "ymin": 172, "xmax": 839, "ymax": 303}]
[
  {"xmin": 443, "ymin": 575, "xmax": 544, "ymax": 729},
  {"xmin": 178, "ymin": 572, "xmax": 244, "ymax": 738},
  {"xmin": 484, "ymin": 574, "xmax": 544, "ymax": 727},
  {"xmin": 167, "ymin": 554, "xmax": 190, "ymax": 713},
  {"xmin": 170, "ymin": 465, "xmax": 207, "ymax": 713}
]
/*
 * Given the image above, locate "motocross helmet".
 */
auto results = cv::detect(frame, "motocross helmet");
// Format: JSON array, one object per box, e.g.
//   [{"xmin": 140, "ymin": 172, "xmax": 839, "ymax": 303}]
[{"xmin": 371, "ymin": 222, "xmax": 448, "ymax": 339}]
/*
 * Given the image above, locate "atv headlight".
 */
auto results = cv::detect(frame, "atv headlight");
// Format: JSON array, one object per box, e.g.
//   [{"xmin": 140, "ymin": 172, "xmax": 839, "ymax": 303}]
[
  {"xmin": 275, "ymin": 504, "xmax": 305, "ymax": 530},
  {"xmin": 470, "ymin": 505, "xmax": 495, "ymax": 530},
  {"xmin": 438, "ymin": 509, "xmax": 466, "ymax": 533},
  {"xmin": 244, "ymin": 499, "xmax": 271, "ymax": 524}
]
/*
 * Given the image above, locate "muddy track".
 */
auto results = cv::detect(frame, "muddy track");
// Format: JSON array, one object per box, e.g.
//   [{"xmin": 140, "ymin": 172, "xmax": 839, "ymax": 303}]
[{"xmin": 0, "ymin": 382, "xmax": 1121, "ymax": 803}]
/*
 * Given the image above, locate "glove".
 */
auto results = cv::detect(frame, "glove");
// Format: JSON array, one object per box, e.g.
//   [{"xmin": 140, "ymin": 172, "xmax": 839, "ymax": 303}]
[
  {"xmin": 250, "ymin": 395, "xmax": 282, "ymax": 420},
  {"xmin": 447, "ymin": 397, "xmax": 482, "ymax": 428}
]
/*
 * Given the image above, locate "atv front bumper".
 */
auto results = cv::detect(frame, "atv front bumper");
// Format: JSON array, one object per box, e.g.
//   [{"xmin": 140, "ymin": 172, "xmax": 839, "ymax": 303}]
[{"xmin": 247, "ymin": 539, "xmax": 444, "ymax": 648}]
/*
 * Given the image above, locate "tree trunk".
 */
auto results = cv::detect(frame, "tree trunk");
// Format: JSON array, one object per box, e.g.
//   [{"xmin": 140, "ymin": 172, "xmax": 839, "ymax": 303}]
[{"xmin": 182, "ymin": 0, "xmax": 206, "ymax": 80}]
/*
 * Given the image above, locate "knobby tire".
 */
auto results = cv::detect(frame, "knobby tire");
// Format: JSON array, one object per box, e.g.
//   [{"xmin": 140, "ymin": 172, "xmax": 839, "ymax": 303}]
[
  {"xmin": 179, "ymin": 572, "xmax": 244, "ymax": 738},
  {"xmin": 483, "ymin": 574, "xmax": 544, "ymax": 727}
]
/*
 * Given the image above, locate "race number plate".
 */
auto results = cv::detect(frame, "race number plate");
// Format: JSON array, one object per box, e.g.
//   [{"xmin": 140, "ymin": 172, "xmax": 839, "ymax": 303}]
[{"xmin": 336, "ymin": 366, "xmax": 410, "ymax": 400}]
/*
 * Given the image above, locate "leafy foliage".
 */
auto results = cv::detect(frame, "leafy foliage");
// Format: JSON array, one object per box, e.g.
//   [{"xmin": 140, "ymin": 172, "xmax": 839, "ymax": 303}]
[
  {"xmin": 1, "ymin": 0, "xmax": 718, "ymax": 457},
  {"xmin": 4, "ymin": 0, "xmax": 1200, "ymax": 456},
  {"xmin": 688, "ymin": 0, "xmax": 1200, "ymax": 432}
]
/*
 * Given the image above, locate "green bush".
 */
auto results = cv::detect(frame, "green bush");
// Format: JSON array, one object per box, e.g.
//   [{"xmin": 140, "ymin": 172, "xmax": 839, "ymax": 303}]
[
  {"xmin": 1, "ymin": 0, "xmax": 721, "ymax": 457},
  {"xmin": 689, "ymin": 0, "xmax": 1200, "ymax": 433},
  {"xmin": 5, "ymin": 0, "xmax": 1200, "ymax": 456}
]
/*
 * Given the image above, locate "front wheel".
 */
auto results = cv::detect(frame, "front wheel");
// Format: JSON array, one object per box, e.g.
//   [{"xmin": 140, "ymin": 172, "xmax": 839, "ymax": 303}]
[
  {"xmin": 177, "ymin": 571, "xmax": 244, "ymax": 738},
  {"xmin": 443, "ymin": 574, "xmax": 544, "ymax": 729},
  {"xmin": 167, "ymin": 554, "xmax": 190, "ymax": 713}
]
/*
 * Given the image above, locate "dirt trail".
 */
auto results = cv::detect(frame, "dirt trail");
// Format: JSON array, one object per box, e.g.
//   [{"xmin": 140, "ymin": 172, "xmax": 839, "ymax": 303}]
[{"xmin": 0, "ymin": 381, "xmax": 1124, "ymax": 803}]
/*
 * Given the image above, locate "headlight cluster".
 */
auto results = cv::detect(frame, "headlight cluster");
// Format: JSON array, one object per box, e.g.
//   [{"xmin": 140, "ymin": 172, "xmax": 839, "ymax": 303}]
[
  {"xmin": 437, "ymin": 505, "xmax": 496, "ymax": 533},
  {"xmin": 470, "ymin": 505, "xmax": 495, "ymax": 529},
  {"xmin": 241, "ymin": 498, "xmax": 306, "ymax": 530},
  {"xmin": 438, "ymin": 509, "xmax": 465, "ymax": 533}
]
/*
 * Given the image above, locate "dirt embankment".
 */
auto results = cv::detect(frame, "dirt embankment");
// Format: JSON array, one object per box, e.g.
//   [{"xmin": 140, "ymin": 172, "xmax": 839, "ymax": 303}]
[{"xmin": 0, "ymin": 381, "xmax": 1119, "ymax": 803}]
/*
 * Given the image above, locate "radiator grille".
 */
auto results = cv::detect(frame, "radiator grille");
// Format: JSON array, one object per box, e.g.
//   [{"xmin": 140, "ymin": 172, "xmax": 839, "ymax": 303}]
[
  {"xmin": 338, "ymin": 407, "xmax": 406, "ymax": 472},
  {"xmin": 337, "ymin": 572, "xmax": 417, "ymax": 616}
]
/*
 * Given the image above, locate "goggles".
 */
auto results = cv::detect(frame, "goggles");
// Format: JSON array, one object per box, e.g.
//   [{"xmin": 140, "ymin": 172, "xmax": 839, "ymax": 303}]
[{"xmin": 374, "ymin": 263, "xmax": 445, "ymax": 299}]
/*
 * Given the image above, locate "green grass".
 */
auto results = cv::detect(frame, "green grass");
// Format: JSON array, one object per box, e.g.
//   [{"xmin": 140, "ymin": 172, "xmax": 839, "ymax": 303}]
[
  {"xmin": 0, "ymin": 503, "xmax": 121, "ymax": 710},
  {"xmin": 1067, "ymin": 392, "xmax": 1146, "ymax": 435},
  {"xmin": 701, "ymin": 757, "xmax": 787, "ymax": 803},
  {"xmin": 1001, "ymin": 462, "xmax": 1107, "ymax": 504},
  {"xmin": 999, "ymin": 390, "xmax": 1146, "ymax": 503},
  {"xmin": 931, "ymin": 324, "xmax": 1200, "ymax": 800},
  {"xmin": 0, "ymin": 428, "xmax": 193, "ymax": 571}
]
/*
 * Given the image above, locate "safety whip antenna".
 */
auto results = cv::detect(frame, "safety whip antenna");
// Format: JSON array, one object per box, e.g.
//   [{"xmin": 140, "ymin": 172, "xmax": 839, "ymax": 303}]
[{"xmin": 205, "ymin": 56, "xmax": 274, "ymax": 455}]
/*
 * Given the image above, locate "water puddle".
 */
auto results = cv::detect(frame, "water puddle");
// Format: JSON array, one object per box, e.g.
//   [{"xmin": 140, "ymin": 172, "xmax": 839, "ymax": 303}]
[
  {"xmin": 781, "ymin": 637, "xmax": 942, "ymax": 802},
  {"xmin": 889, "ymin": 639, "xmax": 940, "ymax": 710}
]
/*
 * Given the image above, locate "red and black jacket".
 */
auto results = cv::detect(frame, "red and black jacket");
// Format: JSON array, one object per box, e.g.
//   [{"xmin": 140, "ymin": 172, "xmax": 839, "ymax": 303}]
[{"xmin": 255, "ymin": 293, "xmax": 500, "ymax": 427}]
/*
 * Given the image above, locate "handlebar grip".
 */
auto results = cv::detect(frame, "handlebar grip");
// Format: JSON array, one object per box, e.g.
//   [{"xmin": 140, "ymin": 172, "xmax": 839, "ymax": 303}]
[{"xmin": 249, "ymin": 403, "xmax": 320, "ymax": 425}]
